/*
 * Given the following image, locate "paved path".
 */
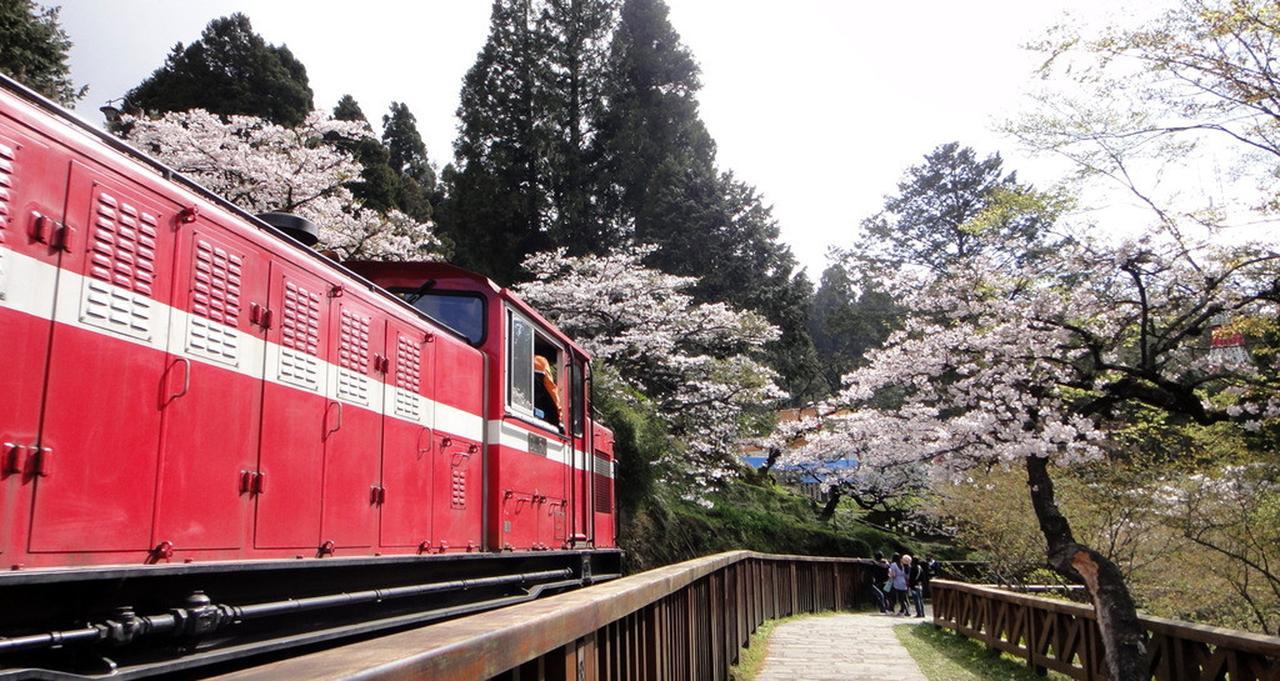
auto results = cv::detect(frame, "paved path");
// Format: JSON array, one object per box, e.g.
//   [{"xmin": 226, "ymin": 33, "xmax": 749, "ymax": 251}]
[{"xmin": 754, "ymin": 609, "xmax": 931, "ymax": 681}]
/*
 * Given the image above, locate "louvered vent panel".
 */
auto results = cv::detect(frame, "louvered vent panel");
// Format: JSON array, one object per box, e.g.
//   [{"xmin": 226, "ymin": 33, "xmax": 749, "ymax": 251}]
[
  {"xmin": 395, "ymin": 335, "xmax": 421, "ymax": 392},
  {"xmin": 88, "ymin": 191, "xmax": 158, "ymax": 294},
  {"xmin": 81, "ymin": 189, "xmax": 159, "ymax": 340},
  {"xmin": 450, "ymin": 469, "xmax": 466, "ymax": 509},
  {"xmin": 0, "ymin": 140, "xmax": 13, "ymax": 236},
  {"xmin": 281, "ymin": 281, "xmax": 321, "ymax": 354},
  {"xmin": 186, "ymin": 239, "xmax": 242, "ymax": 365},
  {"xmin": 336, "ymin": 308, "xmax": 372, "ymax": 405},
  {"xmin": 277, "ymin": 280, "xmax": 323, "ymax": 392},
  {"xmin": 392, "ymin": 334, "xmax": 423, "ymax": 420},
  {"xmin": 0, "ymin": 141, "xmax": 11, "ymax": 298},
  {"xmin": 338, "ymin": 309, "xmax": 370, "ymax": 371},
  {"xmin": 593, "ymin": 458, "xmax": 614, "ymax": 513}
]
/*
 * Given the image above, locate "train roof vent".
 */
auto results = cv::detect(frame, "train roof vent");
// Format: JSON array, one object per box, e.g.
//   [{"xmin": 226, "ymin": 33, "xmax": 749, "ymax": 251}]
[{"xmin": 257, "ymin": 212, "xmax": 319, "ymax": 247}]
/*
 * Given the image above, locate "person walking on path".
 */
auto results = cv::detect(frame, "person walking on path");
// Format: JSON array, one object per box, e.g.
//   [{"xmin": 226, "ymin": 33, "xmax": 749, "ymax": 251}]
[
  {"xmin": 905, "ymin": 554, "xmax": 926, "ymax": 618},
  {"xmin": 888, "ymin": 553, "xmax": 910, "ymax": 615},
  {"xmin": 870, "ymin": 552, "xmax": 889, "ymax": 613}
]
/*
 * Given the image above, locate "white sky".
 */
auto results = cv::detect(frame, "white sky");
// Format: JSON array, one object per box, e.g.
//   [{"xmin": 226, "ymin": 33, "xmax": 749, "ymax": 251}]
[{"xmin": 59, "ymin": 0, "xmax": 1174, "ymax": 278}]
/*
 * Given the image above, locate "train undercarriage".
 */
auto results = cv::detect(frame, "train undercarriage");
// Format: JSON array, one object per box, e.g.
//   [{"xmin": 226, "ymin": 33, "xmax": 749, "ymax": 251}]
[{"xmin": 0, "ymin": 549, "xmax": 622, "ymax": 680}]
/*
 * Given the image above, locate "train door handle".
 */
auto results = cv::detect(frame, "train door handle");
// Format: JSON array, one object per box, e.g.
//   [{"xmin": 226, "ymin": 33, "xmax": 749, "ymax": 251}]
[
  {"xmin": 167, "ymin": 357, "xmax": 191, "ymax": 402},
  {"xmin": 325, "ymin": 402, "xmax": 343, "ymax": 438}
]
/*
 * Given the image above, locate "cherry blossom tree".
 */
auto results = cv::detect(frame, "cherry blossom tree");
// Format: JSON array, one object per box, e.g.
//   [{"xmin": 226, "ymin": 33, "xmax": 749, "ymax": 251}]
[
  {"xmin": 517, "ymin": 245, "xmax": 785, "ymax": 487},
  {"xmin": 122, "ymin": 109, "xmax": 442, "ymax": 260},
  {"xmin": 750, "ymin": 411, "xmax": 932, "ymax": 520},
  {"xmin": 800, "ymin": 219, "xmax": 1279, "ymax": 677}
]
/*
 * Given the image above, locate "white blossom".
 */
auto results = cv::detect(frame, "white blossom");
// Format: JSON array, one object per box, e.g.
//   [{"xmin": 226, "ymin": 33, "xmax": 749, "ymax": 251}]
[
  {"xmin": 781, "ymin": 225, "xmax": 1278, "ymax": 488},
  {"xmin": 122, "ymin": 109, "xmax": 442, "ymax": 261},
  {"xmin": 517, "ymin": 246, "xmax": 785, "ymax": 485}
]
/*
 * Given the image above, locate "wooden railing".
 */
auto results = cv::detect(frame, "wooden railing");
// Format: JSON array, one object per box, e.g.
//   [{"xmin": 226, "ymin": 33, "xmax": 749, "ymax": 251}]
[
  {"xmin": 931, "ymin": 580, "xmax": 1280, "ymax": 681},
  {"xmin": 212, "ymin": 551, "xmax": 878, "ymax": 680}
]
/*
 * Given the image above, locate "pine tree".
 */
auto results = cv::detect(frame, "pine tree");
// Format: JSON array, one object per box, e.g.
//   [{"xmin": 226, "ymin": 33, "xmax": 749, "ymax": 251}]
[
  {"xmin": 125, "ymin": 13, "xmax": 313, "ymax": 126},
  {"xmin": 331, "ymin": 94, "xmax": 400, "ymax": 213},
  {"xmin": 593, "ymin": 0, "xmax": 822, "ymax": 401},
  {"xmin": 438, "ymin": 0, "xmax": 551, "ymax": 283},
  {"xmin": 539, "ymin": 0, "xmax": 616, "ymax": 253},
  {"xmin": 809, "ymin": 261, "xmax": 898, "ymax": 392},
  {"xmin": 859, "ymin": 142, "xmax": 1042, "ymax": 273},
  {"xmin": 382, "ymin": 102, "xmax": 436, "ymax": 222},
  {"xmin": 592, "ymin": 0, "xmax": 714, "ymax": 232},
  {"xmin": 0, "ymin": 0, "xmax": 85, "ymax": 105}
]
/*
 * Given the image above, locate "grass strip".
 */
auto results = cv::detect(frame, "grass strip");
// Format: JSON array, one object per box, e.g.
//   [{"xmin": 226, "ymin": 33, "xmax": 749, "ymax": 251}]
[{"xmin": 894, "ymin": 623, "xmax": 1073, "ymax": 681}]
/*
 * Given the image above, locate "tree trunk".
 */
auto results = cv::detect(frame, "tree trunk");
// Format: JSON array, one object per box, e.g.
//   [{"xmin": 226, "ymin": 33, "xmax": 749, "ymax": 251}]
[
  {"xmin": 818, "ymin": 490, "xmax": 842, "ymax": 522},
  {"xmin": 1024, "ymin": 455, "xmax": 1147, "ymax": 680}
]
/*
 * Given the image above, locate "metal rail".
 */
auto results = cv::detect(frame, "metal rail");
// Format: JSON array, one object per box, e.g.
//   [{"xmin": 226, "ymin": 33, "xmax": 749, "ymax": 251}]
[
  {"xmin": 208, "ymin": 551, "xmax": 878, "ymax": 680},
  {"xmin": 931, "ymin": 579, "xmax": 1280, "ymax": 680}
]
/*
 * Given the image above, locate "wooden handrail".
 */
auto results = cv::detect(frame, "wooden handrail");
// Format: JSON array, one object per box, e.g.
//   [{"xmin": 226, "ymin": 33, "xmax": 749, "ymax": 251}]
[
  {"xmin": 931, "ymin": 579, "xmax": 1280, "ymax": 680},
  {"xmin": 212, "ymin": 551, "xmax": 879, "ymax": 680}
]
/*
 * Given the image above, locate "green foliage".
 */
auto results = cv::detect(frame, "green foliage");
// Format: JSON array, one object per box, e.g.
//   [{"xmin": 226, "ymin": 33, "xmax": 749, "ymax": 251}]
[
  {"xmin": 929, "ymin": 432, "xmax": 1280, "ymax": 635},
  {"xmin": 330, "ymin": 94, "xmax": 401, "ymax": 213},
  {"xmin": 809, "ymin": 260, "xmax": 899, "ymax": 391},
  {"xmin": 0, "ymin": 0, "xmax": 84, "ymax": 105},
  {"xmin": 591, "ymin": 367, "xmax": 668, "ymax": 513},
  {"xmin": 442, "ymin": 0, "xmax": 824, "ymax": 401},
  {"xmin": 856, "ymin": 142, "xmax": 1049, "ymax": 274},
  {"xmin": 541, "ymin": 0, "xmax": 617, "ymax": 255},
  {"xmin": 897, "ymin": 625, "xmax": 1073, "ymax": 681},
  {"xmin": 125, "ymin": 13, "xmax": 313, "ymax": 126},
  {"xmin": 619, "ymin": 479, "xmax": 892, "ymax": 573},
  {"xmin": 592, "ymin": 1, "xmax": 823, "ymax": 400},
  {"xmin": 382, "ymin": 101, "xmax": 437, "ymax": 221},
  {"xmin": 439, "ymin": 0, "xmax": 554, "ymax": 283}
]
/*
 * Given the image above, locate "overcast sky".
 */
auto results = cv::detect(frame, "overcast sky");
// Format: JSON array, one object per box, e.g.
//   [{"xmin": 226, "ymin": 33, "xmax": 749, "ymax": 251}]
[{"xmin": 59, "ymin": 0, "xmax": 1166, "ymax": 277}]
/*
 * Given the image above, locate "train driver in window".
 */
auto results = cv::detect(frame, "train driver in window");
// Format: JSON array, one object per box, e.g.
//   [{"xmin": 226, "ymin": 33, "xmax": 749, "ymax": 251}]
[{"xmin": 533, "ymin": 354, "xmax": 563, "ymax": 429}]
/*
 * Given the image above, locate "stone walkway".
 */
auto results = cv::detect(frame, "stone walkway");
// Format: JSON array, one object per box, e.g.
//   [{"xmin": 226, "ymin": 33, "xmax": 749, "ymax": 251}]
[{"xmin": 754, "ymin": 609, "xmax": 931, "ymax": 681}]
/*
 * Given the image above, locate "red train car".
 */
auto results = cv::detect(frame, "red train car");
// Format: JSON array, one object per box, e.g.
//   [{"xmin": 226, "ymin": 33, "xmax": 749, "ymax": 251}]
[{"xmin": 0, "ymin": 75, "xmax": 616, "ymax": 573}]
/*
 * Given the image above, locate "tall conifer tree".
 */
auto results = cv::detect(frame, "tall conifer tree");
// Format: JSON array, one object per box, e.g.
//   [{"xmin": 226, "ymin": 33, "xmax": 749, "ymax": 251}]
[
  {"xmin": 331, "ymin": 94, "xmax": 400, "ymax": 213},
  {"xmin": 439, "ymin": 0, "xmax": 551, "ymax": 283},
  {"xmin": 382, "ymin": 102, "xmax": 437, "ymax": 222},
  {"xmin": 0, "ymin": 0, "xmax": 85, "ymax": 105},
  {"xmin": 539, "ymin": 0, "xmax": 616, "ymax": 253},
  {"xmin": 592, "ymin": 0, "xmax": 823, "ymax": 400},
  {"xmin": 125, "ymin": 14, "xmax": 313, "ymax": 126}
]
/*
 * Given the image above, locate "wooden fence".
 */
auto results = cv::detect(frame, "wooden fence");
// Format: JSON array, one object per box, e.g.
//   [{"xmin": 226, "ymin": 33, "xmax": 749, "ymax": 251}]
[
  {"xmin": 211, "ymin": 551, "xmax": 879, "ymax": 681},
  {"xmin": 931, "ymin": 579, "xmax": 1280, "ymax": 681}
]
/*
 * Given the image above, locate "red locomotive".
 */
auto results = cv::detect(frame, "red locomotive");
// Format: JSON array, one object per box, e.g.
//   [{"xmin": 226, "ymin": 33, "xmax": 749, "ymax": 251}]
[
  {"xmin": 0, "ymin": 78, "xmax": 616, "ymax": 569},
  {"xmin": 0, "ymin": 75, "xmax": 619, "ymax": 676}
]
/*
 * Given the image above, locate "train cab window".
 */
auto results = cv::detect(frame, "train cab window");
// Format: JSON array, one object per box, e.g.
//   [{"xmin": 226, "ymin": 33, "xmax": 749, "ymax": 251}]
[
  {"xmin": 507, "ymin": 310, "xmax": 564, "ymax": 431},
  {"xmin": 396, "ymin": 290, "xmax": 485, "ymax": 346},
  {"xmin": 570, "ymin": 361, "xmax": 585, "ymax": 437},
  {"xmin": 508, "ymin": 312, "xmax": 535, "ymax": 413}
]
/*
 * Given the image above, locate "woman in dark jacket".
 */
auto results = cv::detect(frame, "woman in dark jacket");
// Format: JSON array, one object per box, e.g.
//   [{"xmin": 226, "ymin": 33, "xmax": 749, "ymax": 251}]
[{"xmin": 905, "ymin": 554, "xmax": 925, "ymax": 617}]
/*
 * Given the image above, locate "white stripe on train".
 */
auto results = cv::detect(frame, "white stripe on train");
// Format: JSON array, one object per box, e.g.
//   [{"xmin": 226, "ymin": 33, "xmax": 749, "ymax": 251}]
[{"xmin": 1, "ymin": 246, "xmax": 613, "ymax": 476}]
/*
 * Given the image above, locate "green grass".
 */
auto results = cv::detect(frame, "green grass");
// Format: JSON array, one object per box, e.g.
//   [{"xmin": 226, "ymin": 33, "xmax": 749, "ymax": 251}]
[
  {"xmin": 894, "ymin": 624, "xmax": 1073, "ymax": 681},
  {"xmin": 619, "ymin": 477, "xmax": 951, "ymax": 573},
  {"xmin": 729, "ymin": 612, "xmax": 843, "ymax": 681}
]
